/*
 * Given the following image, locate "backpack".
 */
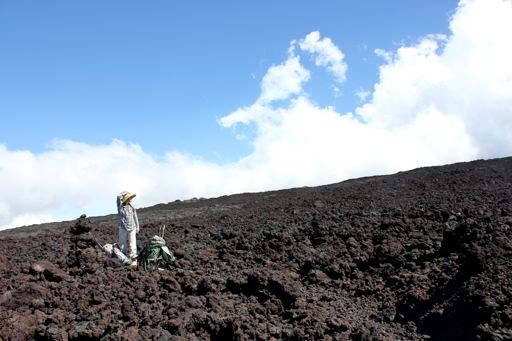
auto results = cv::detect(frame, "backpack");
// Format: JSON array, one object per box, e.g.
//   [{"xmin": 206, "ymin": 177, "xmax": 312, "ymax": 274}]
[{"xmin": 139, "ymin": 235, "xmax": 176, "ymax": 270}]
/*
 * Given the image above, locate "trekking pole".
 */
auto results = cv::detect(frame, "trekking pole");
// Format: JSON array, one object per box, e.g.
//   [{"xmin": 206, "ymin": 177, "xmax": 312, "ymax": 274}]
[
  {"xmin": 161, "ymin": 224, "xmax": 166, "ymax": 238},
  {"xmin": 93, "ymin": 237, "xmax": 104, "ymax": 249}
]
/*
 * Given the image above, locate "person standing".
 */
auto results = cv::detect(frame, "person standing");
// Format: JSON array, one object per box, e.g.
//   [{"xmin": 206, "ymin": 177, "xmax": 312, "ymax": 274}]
[{"xmin": 117, "ymin": 191, "xmax": 140, "ymax": 266}]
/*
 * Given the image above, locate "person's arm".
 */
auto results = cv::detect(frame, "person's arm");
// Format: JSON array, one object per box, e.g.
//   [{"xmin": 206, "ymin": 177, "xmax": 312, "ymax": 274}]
[{"xmin": 134, "ymin": 208, "xmax": 140, "ymax": 233}]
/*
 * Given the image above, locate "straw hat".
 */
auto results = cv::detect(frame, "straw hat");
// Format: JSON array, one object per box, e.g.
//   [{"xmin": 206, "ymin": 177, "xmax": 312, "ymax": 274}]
[{"xmin": 120, "ymin": 191, "xmax": 136, "ymax": 204}]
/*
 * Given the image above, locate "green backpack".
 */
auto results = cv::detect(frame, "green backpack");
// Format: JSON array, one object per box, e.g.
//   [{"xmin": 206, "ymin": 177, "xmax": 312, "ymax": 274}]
[{"xmin": 139, "ymin": 235, "xmax": 176, "ymax": 270}]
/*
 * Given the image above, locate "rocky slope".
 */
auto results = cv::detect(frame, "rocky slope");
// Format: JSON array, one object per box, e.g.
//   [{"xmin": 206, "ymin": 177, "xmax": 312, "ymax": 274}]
[{"xmin": 1, "ymin": 157, "xmax": 511, "ymax": 340}]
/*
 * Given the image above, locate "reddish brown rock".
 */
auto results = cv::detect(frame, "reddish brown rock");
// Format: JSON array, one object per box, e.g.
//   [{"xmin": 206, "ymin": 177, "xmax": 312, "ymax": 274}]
[{"xmin": 0, "ymin": 157, "xmax": 511, "ymax": 340}]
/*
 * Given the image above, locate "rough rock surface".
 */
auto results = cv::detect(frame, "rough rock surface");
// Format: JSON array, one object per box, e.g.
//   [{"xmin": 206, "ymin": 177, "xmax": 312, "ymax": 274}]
[{"xmin": 1, "ymin": 157, "xmax": 511, "ymax": 340}]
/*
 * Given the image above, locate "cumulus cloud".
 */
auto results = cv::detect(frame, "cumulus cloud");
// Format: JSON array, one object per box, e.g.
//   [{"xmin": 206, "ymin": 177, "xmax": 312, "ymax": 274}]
[
  {"xmin": 2, "ymin": 0, "xmax": 512, "ymax": 230},
  {"xmin": 259, "ymin": 56, "xmax": 310, "ymax": 104},
  {"xmin": 298, "ymin": 31, "xmax": 348, "ymax": 82},
  {"xmin": 358, "ymin": 0, "xmax": 512, "ymax": 156}
]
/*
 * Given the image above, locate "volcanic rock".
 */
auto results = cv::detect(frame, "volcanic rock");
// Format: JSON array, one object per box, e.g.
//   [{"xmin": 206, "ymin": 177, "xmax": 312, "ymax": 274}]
[{"xmin": 0, "ymin": 157, "xmax": 511, "ymax": 340}]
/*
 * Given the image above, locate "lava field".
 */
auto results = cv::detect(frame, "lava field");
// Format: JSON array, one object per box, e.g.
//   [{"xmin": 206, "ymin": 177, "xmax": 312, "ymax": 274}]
[{"xmin": 1, "ymin": 157, "xmax": 511, "ymax": 340}]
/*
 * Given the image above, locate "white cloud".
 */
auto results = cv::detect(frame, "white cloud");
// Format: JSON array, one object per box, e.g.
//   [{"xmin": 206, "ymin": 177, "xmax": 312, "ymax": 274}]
[
  {"xmin": 0, "ymin": 140, "xmax": 232, "ymax": 230},
  {"xmin": 259, "ymin": 56, "xmax": 310, "ymax": 104},
  {"xmin": 358, "ymin": 35, "xmax": 451, "ymax": 128},
  {"xmin": 2, "ymin": 0, "xmax": 512, "ymax": 230},
  {"xmin": 358, "ymin": 0, "xmax": 512, "ymax": 157},
  {"xmin": 299, "ymin": 31, "xmax": 348, "ymax": 83},
  {"xmin": 1, "ymin": 213, "xmax": 57, "ymax": 231}
]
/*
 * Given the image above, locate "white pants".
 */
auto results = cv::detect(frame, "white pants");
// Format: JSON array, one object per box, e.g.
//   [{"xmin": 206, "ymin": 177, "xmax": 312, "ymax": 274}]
[{"xmin": 119, "ymin": 228, "xmax": 137, "ymax": 260}]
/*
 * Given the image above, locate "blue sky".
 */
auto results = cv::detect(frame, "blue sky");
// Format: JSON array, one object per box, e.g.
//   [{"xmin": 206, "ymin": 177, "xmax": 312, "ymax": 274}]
[
  {"xmin": 1, "ymin": 1, "xmax": 456, "ymax": 160},
  {"xmin": 1, "ymin": 0, "xmax": 512, "ymax": 230}
]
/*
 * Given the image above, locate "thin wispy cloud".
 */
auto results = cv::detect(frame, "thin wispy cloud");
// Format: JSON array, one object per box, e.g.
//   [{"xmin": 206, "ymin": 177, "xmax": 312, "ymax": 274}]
[{"xmin": 1, "ymin": 0, "xmax": 511, "ymax": 230}]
